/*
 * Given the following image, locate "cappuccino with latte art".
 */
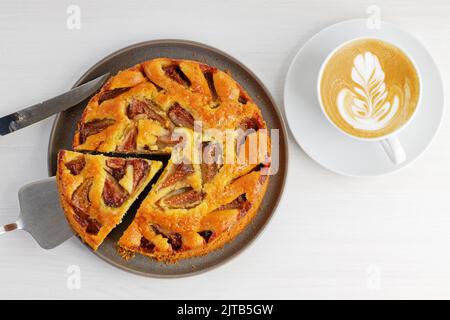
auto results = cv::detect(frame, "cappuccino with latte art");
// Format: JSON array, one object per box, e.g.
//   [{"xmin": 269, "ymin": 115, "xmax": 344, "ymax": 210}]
[{"xmin": 319, "ymin": 38, "xmax": 420, "ymax": 139}]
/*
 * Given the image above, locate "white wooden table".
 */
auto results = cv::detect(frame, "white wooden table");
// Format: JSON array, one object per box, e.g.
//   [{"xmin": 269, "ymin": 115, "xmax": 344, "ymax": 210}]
[{"xmin": 0, "ymin": 0, "xmax": 449, "ymax": 299}]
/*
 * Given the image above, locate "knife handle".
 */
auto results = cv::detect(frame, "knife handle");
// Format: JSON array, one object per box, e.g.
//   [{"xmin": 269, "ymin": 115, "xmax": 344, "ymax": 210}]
[
  {"xmin": 0, "ymin": 73, "xmax": 110, "ymax": 136},
  {"xmin": 0, "ymin": 88, "xmax": 85, "ymax": 134},
  {"xmin": 0, "ymin": 220, "xmax": 23, "ymax": 235},
  {"xmin": 0, "ymin": 92, "xmax": 81, "ymax": 135}
]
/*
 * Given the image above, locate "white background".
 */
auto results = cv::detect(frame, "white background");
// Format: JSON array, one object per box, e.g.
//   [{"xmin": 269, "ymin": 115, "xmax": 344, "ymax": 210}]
[{"xmin": 0, "ymin": 0, "xmax": 449, "ymax": 299}]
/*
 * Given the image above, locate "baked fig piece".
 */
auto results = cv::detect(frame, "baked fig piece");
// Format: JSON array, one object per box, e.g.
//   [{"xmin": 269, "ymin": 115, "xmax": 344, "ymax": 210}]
[
  {"xmin": 127, "ymin": 99, "xmax": 166, "ymax": 125},
  {"xmin": 218, "ymin": 194, "xmax": 252, "ymax": 219},
  {"xmin": 201, "ymin": 141, "xmax": 222, "ymax": 185},
  {"xmin": 163, "ymin": 65, "xmax": 191, "ymax": 87},
  {"xmin": 57, "ymin": 150, "xmax": 162, "ymax": 250},
  {"xmin": 167, "ymin": 103, "xmax": 195, "ymax": 128},
  {"xmin": 105, "ymin": 158, "xmax": 127, "ymax": 181},
  {"xmin": 198, "ymin": 230, "xmax": 214, "ymax": 243},
  {"xmin": 159, "ymin": 188, "xmax": 203, "ymax": 209},
  {"xmin": 201, "ymin": 67, "xmax": 219, "ymax": 101},
  {"xmin": 102, "ymin": 173, "xmax": 129, "ymax": 208},
  {"xmin": 65, "ymin": 156, "xmax": 86, "ymax": 175},
  {"xmin": 140, "ymin": 237, "xmax": 156, "ymax": 253},
  {"xmin": 98, "ymin": 87, "xmax": 130, "ymax": 104},
  {"xmin": 156, "ymin": 134, "xmax": 183, "ymax": 150},
  {"xmin": 71, "ymin": 178, "xmax": 93, "ymax": 214},
  {"xmin": 129, "ymin": 159, "xmax": 150, "ymax": 189},
  {"xmin": 238, "ymin": 115, "xmax": 264, "ymax": 132},
  {"xmin": 160, "ymin": 163, "xmax": 195, "ymax": 188},
  {"xmin": 79, "ymin": 118, "xmax": 115, "ymax": 144},
  {"xmin": 117, "ymin": 125, "xmax": 137, "ymax": 152},
  {"xmin": 151, "ymin": 225, "xmax": 183, "ymax": 251}
]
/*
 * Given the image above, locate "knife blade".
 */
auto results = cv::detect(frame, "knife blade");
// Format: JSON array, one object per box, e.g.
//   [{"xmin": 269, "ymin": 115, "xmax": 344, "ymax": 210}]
[{"xmin": 0, "ymin": 73, "xmax": 110, "ymax": 136}]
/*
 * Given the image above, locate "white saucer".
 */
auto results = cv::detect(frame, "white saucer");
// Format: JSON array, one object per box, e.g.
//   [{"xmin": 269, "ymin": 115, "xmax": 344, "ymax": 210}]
[{"xmin": 284, "ymin": 19, "xmax": 444, "ymax": 177}]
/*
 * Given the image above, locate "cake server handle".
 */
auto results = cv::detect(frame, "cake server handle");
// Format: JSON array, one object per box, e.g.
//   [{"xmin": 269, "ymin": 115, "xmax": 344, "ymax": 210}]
[{"xmin": 1, "ymin": 178, "xmax": 73, "ymax": 249}]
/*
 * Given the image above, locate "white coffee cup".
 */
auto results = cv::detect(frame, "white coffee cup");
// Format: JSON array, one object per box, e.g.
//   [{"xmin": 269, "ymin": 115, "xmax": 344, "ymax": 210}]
[{"xmin": 317, "ymin": 37, "xmax": 422, "ymax": 165}]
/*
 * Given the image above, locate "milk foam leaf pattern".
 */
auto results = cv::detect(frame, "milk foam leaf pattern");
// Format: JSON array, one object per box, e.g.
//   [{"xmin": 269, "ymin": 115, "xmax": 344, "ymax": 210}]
[{"xmin": 337, "ymin": 51, "xmax": 399, "ymax": 131}]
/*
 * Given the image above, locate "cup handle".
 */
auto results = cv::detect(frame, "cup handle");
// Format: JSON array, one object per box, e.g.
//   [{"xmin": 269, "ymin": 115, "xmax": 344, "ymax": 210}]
[{"xmin": 379, "ymin": 136, "xmax": 406, "ymax": 165}]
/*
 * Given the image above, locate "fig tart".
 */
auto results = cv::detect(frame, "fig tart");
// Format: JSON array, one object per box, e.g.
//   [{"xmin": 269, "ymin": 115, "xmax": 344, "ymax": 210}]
[{"xmin": 57, "ymin": 58, "xmax": 271, "ymax": 261}]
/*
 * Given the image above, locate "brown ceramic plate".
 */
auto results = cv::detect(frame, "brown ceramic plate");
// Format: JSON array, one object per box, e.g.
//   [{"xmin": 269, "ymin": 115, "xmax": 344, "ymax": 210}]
[{"xmin": 47, "ymin": 39, "xmax": 288, "ymax": 277}]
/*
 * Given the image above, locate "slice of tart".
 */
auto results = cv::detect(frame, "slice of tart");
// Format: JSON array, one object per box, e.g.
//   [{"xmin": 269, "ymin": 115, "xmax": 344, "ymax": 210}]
[{"xmin": 56, "ymin": 150, "xmax": 162, "ymax": 250}]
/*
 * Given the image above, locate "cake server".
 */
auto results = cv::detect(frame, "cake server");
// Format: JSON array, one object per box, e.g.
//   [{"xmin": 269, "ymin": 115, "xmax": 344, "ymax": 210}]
[
  {"xmin": 0, "ymin": 73, "xmax": 110, "ymax": 136},
  {"xmin": 0, "ymin": 177, "xmax": 73, "ymax": 249}
]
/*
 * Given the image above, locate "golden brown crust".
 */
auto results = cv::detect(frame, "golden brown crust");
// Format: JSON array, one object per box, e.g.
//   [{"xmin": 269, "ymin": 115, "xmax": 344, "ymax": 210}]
[
  {"xmin": 67, "ymin": 58, "xmax": 271, "ymax": 262},
  {"xmin": 56, "ymin": 150, "xmax": 162, "ymax": 250}
]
